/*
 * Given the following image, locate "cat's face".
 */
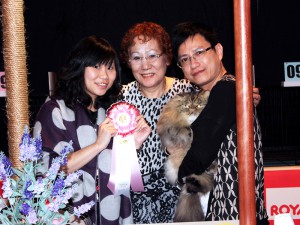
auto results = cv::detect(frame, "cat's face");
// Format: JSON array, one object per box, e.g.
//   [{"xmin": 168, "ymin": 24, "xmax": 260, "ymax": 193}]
[{"xmin": 177, "ymin": 91, "xmax": 209, "ymax": 124}]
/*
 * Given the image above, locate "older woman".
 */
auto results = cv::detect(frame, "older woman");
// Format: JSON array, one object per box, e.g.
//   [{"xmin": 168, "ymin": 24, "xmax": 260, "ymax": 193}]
[{"xmin": 120, "ymin": 22, "xmax": 196, "ymax": 223}]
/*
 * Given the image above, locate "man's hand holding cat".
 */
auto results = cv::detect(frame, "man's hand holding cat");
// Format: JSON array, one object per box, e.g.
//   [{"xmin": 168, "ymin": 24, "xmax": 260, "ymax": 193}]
[
  {"xmin": 253, "ymin": 87, "xmax": 261, "ymax": 107},
  {"xmin": 134, "ymin": 115, "xmax": 152, "ymax": 150}
]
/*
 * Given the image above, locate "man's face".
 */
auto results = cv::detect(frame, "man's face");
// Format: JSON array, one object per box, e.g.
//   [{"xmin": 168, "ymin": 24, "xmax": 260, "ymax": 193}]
[{"xmin": 178, "ymin": 34, "xmax": 224, "ymax": 90}]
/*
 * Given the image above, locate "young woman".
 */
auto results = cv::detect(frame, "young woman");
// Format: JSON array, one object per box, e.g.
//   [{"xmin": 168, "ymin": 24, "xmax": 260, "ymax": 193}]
[
  {"xmin": 34, "ymin": 35, "xmax": 151, "ymax": 225},
  {"xmin": 120, "ymin": 22, "xmax": 198, "ymax": 223}
]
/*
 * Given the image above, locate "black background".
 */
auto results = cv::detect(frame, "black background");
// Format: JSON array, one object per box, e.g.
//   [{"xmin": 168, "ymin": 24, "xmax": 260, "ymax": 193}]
[{"xmin": 1, "ymin": 0, "xmax": 300, "ymax": 164}]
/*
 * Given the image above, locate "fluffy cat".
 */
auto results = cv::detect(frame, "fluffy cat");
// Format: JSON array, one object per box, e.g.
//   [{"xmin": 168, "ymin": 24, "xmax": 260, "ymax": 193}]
[{"xmin": 157, "ymin": 90, "xmax": 217, "ymax": 222}]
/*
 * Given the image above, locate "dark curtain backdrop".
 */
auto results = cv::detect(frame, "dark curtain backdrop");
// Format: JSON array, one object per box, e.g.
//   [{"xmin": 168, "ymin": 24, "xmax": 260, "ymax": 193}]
[
  {"xmin": 2, "ymin": 0, "xmax": 299, "ymax": 94},
  {"xmin": 1, "ymin": 0, "xmax": 300, "ymax": 164},
  {"xmin": 23, "ymin": 0, "xmax": 236, "ymax": 95},
  {"xmin": 252, "ymin": 0, "xmax": 300, "ymax": 87}
]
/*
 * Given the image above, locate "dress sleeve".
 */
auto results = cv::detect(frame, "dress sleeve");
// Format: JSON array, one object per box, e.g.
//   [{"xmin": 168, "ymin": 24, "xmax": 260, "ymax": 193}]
[
  {"xmin": 33, "ymin": 98, "xmax": 74, "ymax": 171},
  {"xmin": 178, "ymin": 81, "xmax": 236, "ymax": 181}
]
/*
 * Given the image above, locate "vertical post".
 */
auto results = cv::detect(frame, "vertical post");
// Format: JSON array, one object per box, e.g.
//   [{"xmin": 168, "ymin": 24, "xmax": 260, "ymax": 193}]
[
  {"xmin": 233, "ymin": 0, "xmax": 256, "ymax": 224},
  {"xmin": 2, "ymin": 0, "xmax": 29, "ymax": 168}
]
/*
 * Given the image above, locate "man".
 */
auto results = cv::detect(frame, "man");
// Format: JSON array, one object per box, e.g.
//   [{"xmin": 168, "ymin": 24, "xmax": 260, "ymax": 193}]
[{"xmin": 171, "ymin": 22, "xmax": 269, "ymax": 224}]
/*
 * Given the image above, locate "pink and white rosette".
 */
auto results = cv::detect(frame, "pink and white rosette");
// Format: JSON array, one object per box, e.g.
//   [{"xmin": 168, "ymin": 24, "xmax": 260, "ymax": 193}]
[{"xmin": 107, "ymin": 101, "xmax": 144, "ymax": 196}]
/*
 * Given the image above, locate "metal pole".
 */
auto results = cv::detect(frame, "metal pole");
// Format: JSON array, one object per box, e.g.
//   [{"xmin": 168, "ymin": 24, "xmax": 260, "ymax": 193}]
[{"xmin": 233, "ymin": 0, "xmax": 256, "ymax": 224}]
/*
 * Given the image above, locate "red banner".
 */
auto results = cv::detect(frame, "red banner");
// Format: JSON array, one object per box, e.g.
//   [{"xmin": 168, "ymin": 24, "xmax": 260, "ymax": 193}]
[{"xmin": 264, "ymin": 166, "xmax": 300, "ymax": 225}]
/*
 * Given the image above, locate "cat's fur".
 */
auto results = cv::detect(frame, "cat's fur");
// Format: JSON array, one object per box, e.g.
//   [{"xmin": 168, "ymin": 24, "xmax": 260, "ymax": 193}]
[{"xmin": 157, "ymin": 90, "xmax": 217, "ymax": 222}]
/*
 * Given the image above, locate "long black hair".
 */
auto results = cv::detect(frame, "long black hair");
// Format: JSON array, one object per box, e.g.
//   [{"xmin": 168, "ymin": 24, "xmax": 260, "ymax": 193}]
[{"xmin": 55, "ymin": 35, "xmax": 122, "ymax": 110}]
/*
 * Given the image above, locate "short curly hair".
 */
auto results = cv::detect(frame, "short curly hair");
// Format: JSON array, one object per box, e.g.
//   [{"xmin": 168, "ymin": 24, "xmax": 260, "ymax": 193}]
[{"xmin": 120, "ymin": 21, "xmax": 172, "ymax": 64}]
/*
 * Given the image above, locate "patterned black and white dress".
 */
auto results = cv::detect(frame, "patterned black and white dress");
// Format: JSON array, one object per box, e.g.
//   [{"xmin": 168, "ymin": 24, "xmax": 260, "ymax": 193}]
[
  {"xmin": 178, "ymin": 74, "xmax": 269, "ymax": 224},
  {"xmin": 121, "ymin": 77, "xmax": 195, "ymax": 223}
]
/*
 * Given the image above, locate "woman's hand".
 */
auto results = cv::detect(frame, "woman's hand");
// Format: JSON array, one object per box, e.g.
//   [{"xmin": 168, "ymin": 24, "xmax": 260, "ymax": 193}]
[
  {"xmin": 95, "ymin": 118, "xmax": 118, "ymax": 150},
  {"xmin": 253, "ymin": 87, "xmax": 261, "ymax": 107},
  {"xmin": 61, "ymin": 117, "xmax": 117, "ymax": 174},
  {"xmin": 134, "ymin": 115, "xmax": 152, "ymax": 150}
]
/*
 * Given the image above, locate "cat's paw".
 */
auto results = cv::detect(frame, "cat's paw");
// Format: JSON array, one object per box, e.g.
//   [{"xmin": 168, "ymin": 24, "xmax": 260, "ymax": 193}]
[
  {"xmin": 185, "ymin": 173, "xmax": 214, "ymax": 194},
  {"xmin": 164, "ymin": 160, "xmax": 178, "ymax": 185},
  {"xmin": 185, "ymin": 176, "xmax": 203, "ymax": 193}
]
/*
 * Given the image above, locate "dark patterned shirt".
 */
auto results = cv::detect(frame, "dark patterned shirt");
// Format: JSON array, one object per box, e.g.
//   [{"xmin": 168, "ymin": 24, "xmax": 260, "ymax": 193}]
[{"xmin": 33, "ymin": 96, "xmax": 132, "ymax": 225}]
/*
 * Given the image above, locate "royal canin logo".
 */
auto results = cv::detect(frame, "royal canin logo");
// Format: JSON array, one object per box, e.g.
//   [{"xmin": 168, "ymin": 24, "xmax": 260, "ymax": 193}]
[{"xmin": 270, "ymin": 204, "xmax": 300, "ymax": 216}]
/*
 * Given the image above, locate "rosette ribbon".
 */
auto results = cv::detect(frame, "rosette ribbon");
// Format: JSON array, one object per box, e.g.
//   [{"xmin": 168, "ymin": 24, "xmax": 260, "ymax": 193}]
[{"xmin": 107, "ymin": 101, "xmax": 144, "ymax": 196}]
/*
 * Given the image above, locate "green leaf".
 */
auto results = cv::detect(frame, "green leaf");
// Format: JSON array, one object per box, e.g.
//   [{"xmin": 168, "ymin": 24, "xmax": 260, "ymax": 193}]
[
  {"xmin": 13, "ymin": 168, "xmax": 23, "ymax": 177},
  {"xmin": 8, "ymin": 197, "xmax": 15, "ymax": 205},
  {"xmin": 2, "ymin": 209, "xmax": 15, "ymax": 216},
  {"xmin": 27, "ymin": 184, "xmax": 35, "ymax": 191},
  {"xmin": 10, "ymin": 178, "xmax": 17, "ymax": 187}
]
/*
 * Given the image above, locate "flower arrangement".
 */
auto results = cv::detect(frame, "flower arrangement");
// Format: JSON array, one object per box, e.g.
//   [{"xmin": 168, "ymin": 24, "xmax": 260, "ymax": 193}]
[{"xmin": 0, "ymin": 126, "xmax": 94, "ymax": 225}]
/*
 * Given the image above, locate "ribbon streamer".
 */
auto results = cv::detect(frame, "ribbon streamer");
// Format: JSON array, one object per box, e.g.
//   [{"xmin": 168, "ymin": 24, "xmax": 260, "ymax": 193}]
[{"xmin": 107, "ymin": 102, "xmax": 144, "ymax": 196}]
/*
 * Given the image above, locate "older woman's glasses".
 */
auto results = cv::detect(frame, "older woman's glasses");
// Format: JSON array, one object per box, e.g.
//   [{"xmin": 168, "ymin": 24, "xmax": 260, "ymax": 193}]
[
  {"xmin": 129, "ymin": 53, "xmax": 163, "ymax": 65},
  {"xmin": 177, "ymin": 47, "xmax": 212, "ymax": 68}
]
